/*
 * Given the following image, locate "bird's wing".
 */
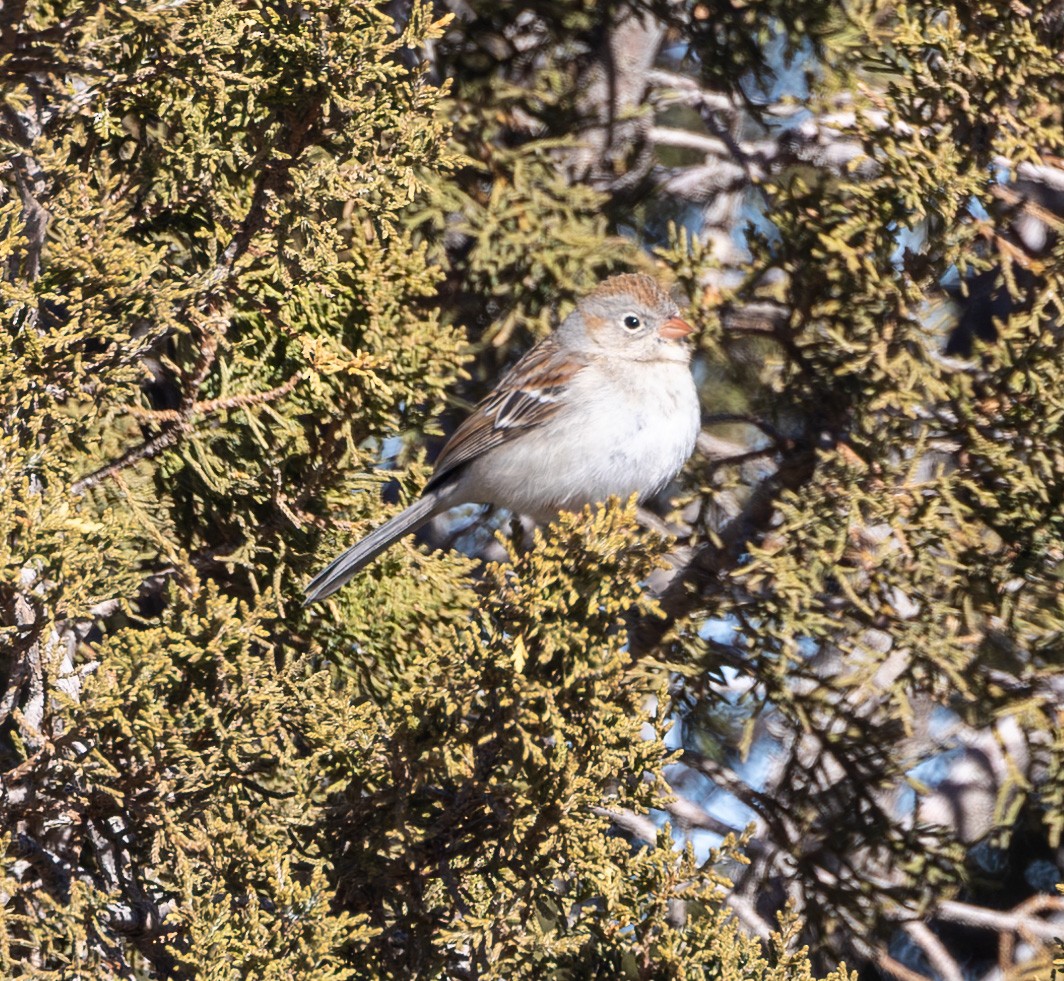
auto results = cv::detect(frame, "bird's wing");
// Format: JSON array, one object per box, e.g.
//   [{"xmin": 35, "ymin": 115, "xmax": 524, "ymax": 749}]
[{"xmin": 426, "ymin": 336, "xmax": 588, "ymax": 490}]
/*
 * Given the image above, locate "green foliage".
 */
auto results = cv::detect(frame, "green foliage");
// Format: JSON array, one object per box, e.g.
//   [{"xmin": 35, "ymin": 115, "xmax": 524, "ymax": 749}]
[
  {"xmin": 303, "ymin": 500, "xmax": 839, "ymax": 977},
  {"xmin": 317, "ymin": 504, "xmax": 668, "ymax": 975},
  {"xmin": 0, "ymin": 1, "xmax": 848, "ymax": 977},
  {"xmin": 657, "ymin": 0, "xmax": 1064, "ymax": 968},
  {"xmin": 4, "ymin": 0, "xmax": 1062, "ymax": 977}
]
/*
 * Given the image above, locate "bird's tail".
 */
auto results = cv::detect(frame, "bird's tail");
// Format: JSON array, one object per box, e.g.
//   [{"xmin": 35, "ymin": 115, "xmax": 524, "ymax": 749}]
[{"xmin": 303, "ymin": 494, "xmax": 440, "ymax": 604}]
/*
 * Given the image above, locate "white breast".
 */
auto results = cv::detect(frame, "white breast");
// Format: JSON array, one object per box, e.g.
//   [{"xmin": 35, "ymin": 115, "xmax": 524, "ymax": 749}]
[{"xmin": 455, "ymin": 359, "xmax": 700, "ymax": 522}]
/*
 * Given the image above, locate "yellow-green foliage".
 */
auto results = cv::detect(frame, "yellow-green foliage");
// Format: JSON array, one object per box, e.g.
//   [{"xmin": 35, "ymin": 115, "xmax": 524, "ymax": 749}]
[
  {"xmin": 660, "ymin": 0, "xmax": 1064, "ymax": 965},
  {"xmin": 5, "ymin": 0, "xmax": 1061, "ymax": 976},
  {"xmin": 0, "ymin": 1, "xmax": 852, "ymax": 977}
]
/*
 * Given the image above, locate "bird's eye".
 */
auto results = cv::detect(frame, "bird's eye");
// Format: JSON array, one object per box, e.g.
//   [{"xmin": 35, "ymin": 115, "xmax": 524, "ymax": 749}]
[{"xmin": 623, "ymin": 314, "xmax": 641, "ymax": 331}]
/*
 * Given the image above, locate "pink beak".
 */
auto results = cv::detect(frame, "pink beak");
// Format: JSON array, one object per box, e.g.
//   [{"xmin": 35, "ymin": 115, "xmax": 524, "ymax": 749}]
[{"xmin": 658, "ymin": 316, "xmax": 694, "ymax": 340}]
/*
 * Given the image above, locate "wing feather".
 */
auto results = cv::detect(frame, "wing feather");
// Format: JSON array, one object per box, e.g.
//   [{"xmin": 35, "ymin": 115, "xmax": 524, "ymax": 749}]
[{"xmin": 426, "ymin": 337, "xmax": 587, "ymax": 490}]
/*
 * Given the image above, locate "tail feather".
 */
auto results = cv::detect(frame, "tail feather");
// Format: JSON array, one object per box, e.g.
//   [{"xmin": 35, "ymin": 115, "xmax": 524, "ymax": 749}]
[{"xmin": 303, "ymin": 494, "xmax": 440, "ymax": 604}]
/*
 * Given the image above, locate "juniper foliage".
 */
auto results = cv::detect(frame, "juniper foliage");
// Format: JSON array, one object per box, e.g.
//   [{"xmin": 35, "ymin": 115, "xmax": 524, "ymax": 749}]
[{"xmin": 2, "ymin": 0, "xmax": 1062, "ymax": 978}]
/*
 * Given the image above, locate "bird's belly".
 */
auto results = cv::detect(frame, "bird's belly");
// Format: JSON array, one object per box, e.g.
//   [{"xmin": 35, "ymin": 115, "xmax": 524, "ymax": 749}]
[{"xmin": 458, "ymin": 370, "xmax": 699, "ymax": 521}]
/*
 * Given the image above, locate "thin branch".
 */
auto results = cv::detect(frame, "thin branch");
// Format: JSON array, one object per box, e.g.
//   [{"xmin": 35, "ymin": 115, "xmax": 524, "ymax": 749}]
[
  {"xmin": 719, "ymin": 302, "xmax": 792, "ymax": 336},
  {"xmin": 991, "ymin": 183, "xmax": 1064, "ymax": 235},
  {"xmin": 194, "ymin": 371, "xmax": 303, "ymax": 415},
  {"xmin": 702, "ymin": 413, "xmax": 787, "ymax": 447},
  {"xmin": 630, "ymin": 446, "xmax": 818, "ymax": 655},
  {"xmin": 680, "ymin": 750, "xmax": 776, "ymax": 820},
  {"xmin": 875, "ymin": 946, "xmax": 933, "ymax": 981},
  {"xmin": 71, "ymin": 311, "xmax": 225, "ymax": 495},
  {"xmin": 725, "ymin": 892, "xmax": 774, "ymax": 940},
  {"xmin": 902, "ymin": 922, "xmax": 964, "ymax": 981},
  {"xmin": 101, "ymin": 900, "xmax": 177, "ymax": 937},
  {"xmin": 70, "ymin": 419, "xmax": 190, "ymax": 496},
  {"xmin": 664, "ymin": 796, "xmax": 750, "ymax": 843},
  {"xmin": 645, "ymin": 69, "xmax": 737, "ymax": 114},
  {"xmin": 647, "ymin": 125, "xmax": 775, "ymax": 169},
  {"xmin": 703, "ymin": 446, "xmax": 779, "ymax": 470},
  {"xmin": 696, "ymin": 431, "xmax": 752, "ymax": 460},
  {"xmin": 936, "ymin": 896, "xmax": 1064, "ymax": 943},
  {"xmin": 700, "ymin": 104, "xmax": 761, "ymax": 185},
  {"xmin": 593, "ymin": 806, "xmax": 659, "ymax": 843},
  {"xmin": 72, "ymin": 88, "xmax": 325, "ymax": 495},
  {"xmin": 120, "ymin": 371, "xmax": 304, "ymax": 424},
  {"xmin": 1, "ymin": 745, "xmax": 46, "ymax": 784},
  {"xmin": 636, "ymin": 505, "xmax": 686, "ymax": 538}
]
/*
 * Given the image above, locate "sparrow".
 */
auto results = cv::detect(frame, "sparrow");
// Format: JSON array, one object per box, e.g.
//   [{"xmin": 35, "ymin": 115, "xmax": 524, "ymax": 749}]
[{"xmin": 304, "ymin": 273, "xmax": 700, "ymax": 602}]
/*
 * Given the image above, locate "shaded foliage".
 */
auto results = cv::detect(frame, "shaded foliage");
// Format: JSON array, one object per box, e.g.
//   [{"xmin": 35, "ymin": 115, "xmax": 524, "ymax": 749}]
[{"xmin": 2, "ymin": 0, "xmax": 1063, "ymax": 978}]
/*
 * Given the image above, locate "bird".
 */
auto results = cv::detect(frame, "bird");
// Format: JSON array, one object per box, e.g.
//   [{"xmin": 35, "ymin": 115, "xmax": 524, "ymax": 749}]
[{"xmin": 304, "ymin": 272, "xmax": 701, "ymax": 603}]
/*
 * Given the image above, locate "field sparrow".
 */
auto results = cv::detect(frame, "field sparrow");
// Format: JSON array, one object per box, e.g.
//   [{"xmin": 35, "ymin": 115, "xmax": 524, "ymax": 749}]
[{"xmin": 304, "ymin": 273, "xmax": 700, "ymax": 602}]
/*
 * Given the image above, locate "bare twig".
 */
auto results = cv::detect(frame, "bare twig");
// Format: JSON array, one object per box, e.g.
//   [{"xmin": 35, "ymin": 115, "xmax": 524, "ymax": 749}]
[
  {"xmin": 901, "ymin": 922, "xmax": 963, "ymax": 981},
  {"xmin": 664, "ymin": 796, "xmax": 749, "ymax": 842},
  {"xmin": 593, "ymin": 806, "xmax": 659, "ymax": 843},
  {"xmin": 875, "ymin": 946, "xmax": 934, "ymax": 981},
  {"xmin": 70, "ymin": 311, "xmax": 226, "ymax": 495},
  {"xmin": 702, "ymin": 413, "xmax": 786, "ymax": 446},
  {"xmin": 648, "ymin": 124, "xmax": 775, "ymax": 164},
  {"xmin": 120, "ymin": 371, "xmax": 304, "ymax": 424},
  {"xmin": 70, "ymin": 418, "xmax": 192, "ymax": 496},
  {"xmin": 681, "ymin": 750, "xmax": 775, "ymax": 820},
  {"xmin": 696, "ymin": 431, "xmax": 751, "ymax": 460},
  {"xmin": 936, "ymin": 895, "xmax": 1064, "ymax": 944},
  {"xmin": 645, "ymin": 69, "xmax": 737, "ymax": 114},
  {"xmin": 71, "ymin": 88, "xmax": 325, "ymax": 495},
  {"xmin": 995, "ymin": 893, "xmax": 1064, "ymax": 971},
  {"xmin": 725, "ymin": 893, "xmax": 774, "ymax": 940}
]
